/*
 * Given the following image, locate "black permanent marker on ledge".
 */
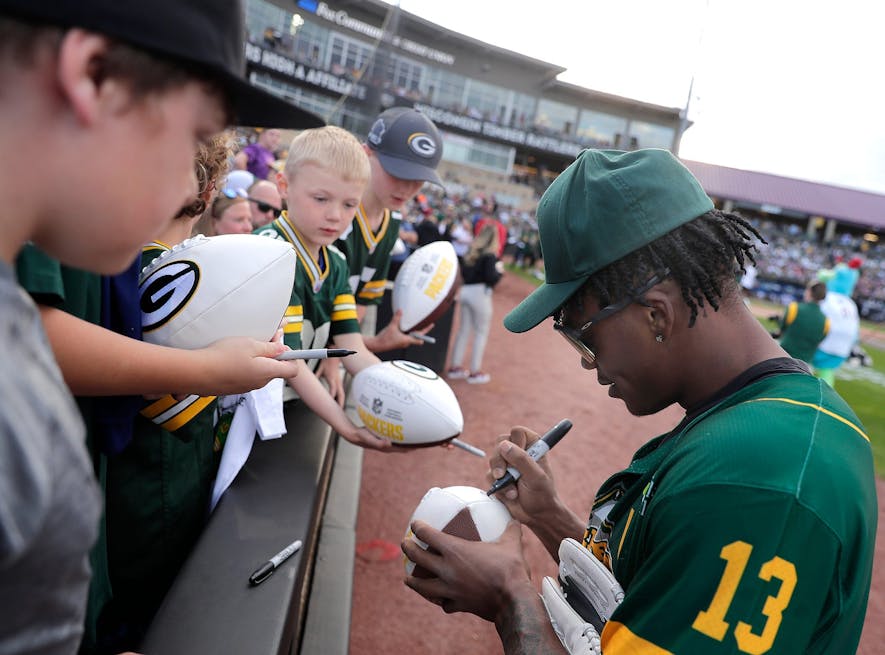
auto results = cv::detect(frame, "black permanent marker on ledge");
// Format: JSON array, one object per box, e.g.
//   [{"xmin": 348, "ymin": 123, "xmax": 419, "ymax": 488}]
[
  {"xmin": 486, "ymin": 419, "xmax": 573, "ymax": 496},
  {"xmin": 275, "ymin": 348, "xmax": 356, "ymax": 361},
  {"xmin": 249, "ymin": 538, "xmax": 303, "ymax": 586}
]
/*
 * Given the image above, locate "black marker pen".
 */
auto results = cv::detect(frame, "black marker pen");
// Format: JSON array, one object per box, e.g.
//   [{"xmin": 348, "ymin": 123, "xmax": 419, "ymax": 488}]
[
  {"xmin": 486, "ymin": 419, "xmax": 573, "ymax": 496},
  {"xmin": 249, "ymin": 539, "xmax": 303, "ymax": 586}
]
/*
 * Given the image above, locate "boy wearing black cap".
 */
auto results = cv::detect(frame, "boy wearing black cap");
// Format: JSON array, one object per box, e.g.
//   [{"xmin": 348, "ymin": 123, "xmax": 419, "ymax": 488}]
[
  {"xmin": 0, "ymin": 1, "xmax": 321, "ymax": 653},
  {"xmin": 402, "ymin": 149, "xmax": 876, "ymax": 654},
  {"xmin": 334, "ymin": 107, "xmax": 446, "ymax": 353}
]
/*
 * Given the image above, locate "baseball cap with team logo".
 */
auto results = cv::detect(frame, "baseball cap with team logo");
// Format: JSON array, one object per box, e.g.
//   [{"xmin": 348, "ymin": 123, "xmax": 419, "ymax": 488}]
[{"xmin": 367, "ymin": 107, "xmax": 444, "ymax": 187}]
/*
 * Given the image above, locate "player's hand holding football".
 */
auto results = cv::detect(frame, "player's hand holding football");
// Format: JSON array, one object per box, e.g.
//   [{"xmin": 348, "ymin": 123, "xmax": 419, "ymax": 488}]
[
  {"xmin": 402, "ymin": 520, "xmax": 534, "ymax": 622},
  {"xmin": 489, "ymin": 427, "xmax": 585, "ymax": 557},
  {"xmin": 192, "ymin": 336, "xmax": 300, "ymax": 395}
]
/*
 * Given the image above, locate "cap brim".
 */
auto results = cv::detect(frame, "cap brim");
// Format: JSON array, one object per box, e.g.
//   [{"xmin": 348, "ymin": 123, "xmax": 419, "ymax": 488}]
[
  {"xmin": 503, "ymin": 275, "xmax": 588, "ymax": 333},
  {"xmin": 375, "ymin": 152, "xmax": 444, "ymax": 187},
  {"xmin": 223, "ymin": 73, "xmax": 325, "ymax": 130}
]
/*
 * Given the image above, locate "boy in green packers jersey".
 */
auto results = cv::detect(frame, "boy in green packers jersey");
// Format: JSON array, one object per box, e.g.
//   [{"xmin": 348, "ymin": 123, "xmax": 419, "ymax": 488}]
[
  {"xmin": 402, "ymin": 149, "xmax": 876, "ymax": 654},
  {"xmin": 334, "ymin": 107, "xmax": 445, "ymax": 352},
  {"xmin": 776, "ymin": 280, "xmax": 830, "ymax": 366},
  {"xmin": 256, "ymin": 126, "xmax": 391, "ymax": 451}
]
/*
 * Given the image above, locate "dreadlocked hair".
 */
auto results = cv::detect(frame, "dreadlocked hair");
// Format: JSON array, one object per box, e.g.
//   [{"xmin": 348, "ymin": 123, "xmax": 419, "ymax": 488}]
[{"xmin": 583, "ymin": 209, "xmax": 765, "ymax": 327}]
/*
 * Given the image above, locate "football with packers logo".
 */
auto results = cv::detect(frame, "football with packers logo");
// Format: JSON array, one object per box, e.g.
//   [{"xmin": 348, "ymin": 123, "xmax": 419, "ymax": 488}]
[
  {"xmin": 139, "ymin": 234, "xmax": 296, "ymax": 350},
  {"xmin": 404, "ymin": 486, "xmax": 512, "ymax": 576},
  {"xmin": 392, "ymin": 241, "xmax": 461, "ymax": 332},
  {"xmin": 351, "ymin": 360, "xmax": 463, "ymax": 446}
]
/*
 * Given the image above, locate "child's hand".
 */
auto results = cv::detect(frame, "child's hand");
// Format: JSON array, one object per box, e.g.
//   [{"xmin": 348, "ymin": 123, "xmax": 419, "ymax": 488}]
[{"xmin": 341, "ymin": 425, "xmax": 395, "ymax": 451}]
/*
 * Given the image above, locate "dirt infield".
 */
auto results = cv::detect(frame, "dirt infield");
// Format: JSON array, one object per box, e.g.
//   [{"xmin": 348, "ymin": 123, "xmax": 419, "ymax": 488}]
[{"xmin": 350, "ymin": 272, "xmax": 884, "ymax": 654}]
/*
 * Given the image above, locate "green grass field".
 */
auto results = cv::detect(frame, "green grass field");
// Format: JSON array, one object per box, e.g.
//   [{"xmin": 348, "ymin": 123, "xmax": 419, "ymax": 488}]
[
  {"xmin": 832, "ymin": 346, "xmax": 885, "ymax": 475},
  {"xmin": 505, "ymin": 264, "xmax": 885, "ymax": 474}
]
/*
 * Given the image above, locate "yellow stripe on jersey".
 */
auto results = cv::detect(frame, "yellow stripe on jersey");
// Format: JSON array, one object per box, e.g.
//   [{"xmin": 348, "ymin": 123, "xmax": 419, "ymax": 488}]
[
  {"xmin": 332, "ymin": 293, "xmax": 358, "ymax": 321},
  {"xmin": 601, "ymin": 621, "xmax": 674, "ymax": 654},
  {"xmin": 357, "ymin": 280, "xmax": 387, "ymax": 300},
  {"xmin": 283, "ymin": 305, "xmax": 303, "ymax": 334},
  {"xmin": 747, "ymin": 397, "xmax": 870, "ymax": 442},
  {"xmin": 140, "ymin": 394, "xmax": 216, "ymax": 431},
  {"xmin": 617, "ymin": 507, "xmax": 635, "ymax": 559},
  {"xmin": 784, "ymin": 302, "xmax": 798, "ymax": 326},
  {"xmin": 160, "ymin": 396, "xmax": 216, "ymax": 432},
  {"xmin": 141, "ymin": 395, "xmax": 179, "ymax": 419}
]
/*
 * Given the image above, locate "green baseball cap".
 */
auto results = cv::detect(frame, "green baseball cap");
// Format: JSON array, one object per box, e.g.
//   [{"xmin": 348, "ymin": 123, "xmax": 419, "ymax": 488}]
[{"xmin": 504, "ymin": 148, "xmax": 713, "ymax": 333}]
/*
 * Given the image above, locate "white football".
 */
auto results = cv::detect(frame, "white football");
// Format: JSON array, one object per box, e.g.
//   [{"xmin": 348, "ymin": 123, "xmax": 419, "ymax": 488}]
[
  {"xmin": 392, "ymin": 241, "xmax": 460, "ymax": 332},
  {"xmin": 139, "ymin": 234, "xmax": 296, "ymax": 350},
  {"xmin": 351, "ymin": 360, "xmax": 463, "ymax": 446},
  {"xmin": 404, "ymin": 486, "xmax": 512, "ymax": 576}
]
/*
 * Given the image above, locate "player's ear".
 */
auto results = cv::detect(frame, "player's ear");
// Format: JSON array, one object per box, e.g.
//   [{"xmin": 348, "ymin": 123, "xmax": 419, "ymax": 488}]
[
  {"xmin": 642, "ymin": 283, "xmax": 678, "ymax": 342},
  {"xmin": 56, "ymin": 30, "xmax": 115, "ymax": 126}
]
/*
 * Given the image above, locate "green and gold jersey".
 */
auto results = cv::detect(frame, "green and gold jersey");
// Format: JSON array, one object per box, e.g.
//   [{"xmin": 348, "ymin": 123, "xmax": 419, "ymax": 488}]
[
  {"xmin": 104, "ymin": 242, "xmax": 220, "ymax": 631},
  {"xmin": 334, "ymin": 204, "xmax": 402, "ymax": 306},
  {"xmin": 779, "ymin": 301, "xmax": 830, "ymax": 363},
  {"xmin": 256, "ymin": 212, "xmax": 359, "ymax": 365},
  {"xmin": 584, "ymin": 369, "xmax": 876, "ymax": 654}
]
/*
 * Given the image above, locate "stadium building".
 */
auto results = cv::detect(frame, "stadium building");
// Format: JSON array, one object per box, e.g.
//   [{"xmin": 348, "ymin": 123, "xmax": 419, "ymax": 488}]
[{"xmin": 242, "ymin": 0, "xmax": 686, "ymax": 208}]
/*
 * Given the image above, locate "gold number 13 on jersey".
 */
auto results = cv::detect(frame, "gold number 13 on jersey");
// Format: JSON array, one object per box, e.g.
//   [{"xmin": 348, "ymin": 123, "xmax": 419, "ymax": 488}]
[{"xmin": 692, "ymin": 540, "xmax": 797, "ymax": 654}]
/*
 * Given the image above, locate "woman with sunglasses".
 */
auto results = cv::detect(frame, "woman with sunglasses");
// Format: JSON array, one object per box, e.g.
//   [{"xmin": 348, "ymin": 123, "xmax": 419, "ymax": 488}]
[
  {"xmin": 402, "ymin": 148, "xmax": 876, "ymax": 654},
  {"xmin": 195, "ymin": 187, "xmax": 253, "ymax": 236}
]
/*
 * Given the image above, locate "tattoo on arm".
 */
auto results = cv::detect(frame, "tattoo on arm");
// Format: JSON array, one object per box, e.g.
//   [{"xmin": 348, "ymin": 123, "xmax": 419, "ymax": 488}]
[{"xmin": 496, "ymin": 592, "xmax": 564, "ymax": 654}]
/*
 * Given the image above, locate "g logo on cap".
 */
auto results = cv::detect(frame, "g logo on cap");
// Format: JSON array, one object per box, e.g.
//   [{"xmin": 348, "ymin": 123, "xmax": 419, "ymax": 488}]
[{"xmin": 408, "ymin": 133, "xmax": 437, "ymax": 158}]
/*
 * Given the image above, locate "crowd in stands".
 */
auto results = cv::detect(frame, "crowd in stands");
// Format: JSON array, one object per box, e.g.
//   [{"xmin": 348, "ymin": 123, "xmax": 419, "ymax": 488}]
[{"xmin": 738, "ymin": 218, "xmax": 885, "ymax": 319}]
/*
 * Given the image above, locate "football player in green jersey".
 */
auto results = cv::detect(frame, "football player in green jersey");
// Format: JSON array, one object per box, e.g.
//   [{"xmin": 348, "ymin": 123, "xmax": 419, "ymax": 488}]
[{"xmin": 402, "ymin": 149, "xmax": 876, "ymax": 654}]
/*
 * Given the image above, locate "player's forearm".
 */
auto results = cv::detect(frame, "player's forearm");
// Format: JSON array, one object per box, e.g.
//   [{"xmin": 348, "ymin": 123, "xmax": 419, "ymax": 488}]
[
  {"xmin": 526, "ymin": 499, "xmax": 586, "ymax": 561},
  {"xmin": 40, "ymin": 306, "xmax": 210, "ymax": 396},
  {"xmin": 495, "ymin": 581, "xmax": 566, "ymax": 655}
]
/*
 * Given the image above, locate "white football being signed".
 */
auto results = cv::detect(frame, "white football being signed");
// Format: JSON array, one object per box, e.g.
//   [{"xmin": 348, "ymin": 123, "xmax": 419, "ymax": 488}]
[
  {"xmin": 351, "ymin": 360, "xmax": 463, "ymax": 446},
  {"xmin": 392, "ymin": 240, "xmax": 460, "ymax": 332},
  {"xmin": 404, "ymin": 486, "xmax": 512, "ymax": 576},
  {"xmin": 139, "ymin": 234, "xmax": 295, "ymax": 350}
]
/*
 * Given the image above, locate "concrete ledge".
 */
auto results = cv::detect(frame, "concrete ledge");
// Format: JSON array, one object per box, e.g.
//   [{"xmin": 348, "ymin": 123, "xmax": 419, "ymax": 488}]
[{"xmin": 140, "ymin": 401, "xmax": 337, "ymax": 655}]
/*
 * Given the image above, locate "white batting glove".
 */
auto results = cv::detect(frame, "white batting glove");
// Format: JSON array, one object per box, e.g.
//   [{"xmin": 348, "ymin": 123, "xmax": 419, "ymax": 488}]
[{"xmin": 540, "ymin": 538, "xmax": 625, "ymax": 655}]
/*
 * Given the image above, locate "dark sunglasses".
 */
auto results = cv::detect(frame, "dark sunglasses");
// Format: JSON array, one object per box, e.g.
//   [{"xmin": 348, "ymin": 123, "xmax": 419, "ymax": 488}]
[
  {"xmin": 248, "ymin": 197, "xmax": 282, "ymax": 218},
  {"xmin": 553, "ymin": 270, "xmax": 669, "ymax": 365}
]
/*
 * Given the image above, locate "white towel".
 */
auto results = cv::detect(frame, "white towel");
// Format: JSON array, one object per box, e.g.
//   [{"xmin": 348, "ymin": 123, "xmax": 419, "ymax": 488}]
[{"xmin": 209, "ymin": 378, "xmax": 286, "ymax": 512}]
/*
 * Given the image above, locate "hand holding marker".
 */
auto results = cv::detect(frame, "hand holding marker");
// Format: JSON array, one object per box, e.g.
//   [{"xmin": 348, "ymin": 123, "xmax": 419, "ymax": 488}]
[{"xmin": 487, "ymin": 419, "xmax": 573, "ymax": 496}]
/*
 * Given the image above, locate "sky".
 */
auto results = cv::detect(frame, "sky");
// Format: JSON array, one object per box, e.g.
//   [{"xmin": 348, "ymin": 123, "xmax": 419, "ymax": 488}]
[{"xmin": 387, "ymin": 0, "xmax": 885, "ymax": 195}]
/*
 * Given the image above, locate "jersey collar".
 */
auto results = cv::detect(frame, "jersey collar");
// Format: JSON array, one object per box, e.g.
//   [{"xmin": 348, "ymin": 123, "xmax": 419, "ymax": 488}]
[
  {"xmin": 354, "ymin": 203, "xmax": 390, "ymax": 255},
  {"xmin": 274, "ymin": 212, "xmax": 330, "ymax": 293}
]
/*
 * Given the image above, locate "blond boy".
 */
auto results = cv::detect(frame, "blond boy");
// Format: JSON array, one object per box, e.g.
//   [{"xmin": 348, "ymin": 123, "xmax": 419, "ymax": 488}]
[{"xmin": 255, "ymin": 126, "xmax": 391, "ymax": 450}]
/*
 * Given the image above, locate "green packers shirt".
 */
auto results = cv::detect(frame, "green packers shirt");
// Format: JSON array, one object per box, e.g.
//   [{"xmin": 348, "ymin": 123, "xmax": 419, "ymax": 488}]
[
  {"xmin": 582, "ymin": 363, "xmax": 876, "ymax": 654},
  {"xmin": 334, "ymin": 204, "xmax": 402, "ymax": 306},
  {"xmin": 105, "ymin": 241, "xmax": 219, "ymax": 632},
  {"xmin": 256, "ymin": 212, "xmax": 359, "ymax": 368}
]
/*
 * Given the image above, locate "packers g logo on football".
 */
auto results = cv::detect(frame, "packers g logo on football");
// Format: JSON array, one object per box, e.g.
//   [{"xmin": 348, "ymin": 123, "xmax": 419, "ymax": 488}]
[
  {"xmin": 140, "ymin": 260, "xmax": 200, "ymax": 332},
  {"xmin": 408, "ymin": 132, "xmax": 437, "ymax": 158}
]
